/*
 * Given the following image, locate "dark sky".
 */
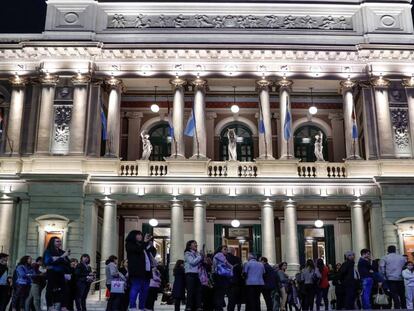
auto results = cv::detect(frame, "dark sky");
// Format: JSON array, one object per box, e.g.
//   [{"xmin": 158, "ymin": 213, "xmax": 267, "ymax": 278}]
[{"xmin": 1, "ymin": 0, "xmax": 414, "ymax": 34}]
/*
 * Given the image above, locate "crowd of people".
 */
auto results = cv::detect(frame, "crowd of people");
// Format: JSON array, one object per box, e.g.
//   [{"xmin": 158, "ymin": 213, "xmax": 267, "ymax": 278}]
[{"xmin": 1, "ymin": 231, "xmax": 414, "ymax": 311}]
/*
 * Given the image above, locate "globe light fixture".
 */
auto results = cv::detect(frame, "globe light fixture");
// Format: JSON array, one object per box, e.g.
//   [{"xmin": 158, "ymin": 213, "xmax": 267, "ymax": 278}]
[
  {"xmin": 314, "ymin": 205, "xmax": 324, "ymax": 228},
  {"xmin": 149, "ymin": 204, "xmax": 158, "ymax": 227},
  {"xmin": 150, "ymin": 86, "xmax": 159, "ymax": 113},
  {"xmin": 309, "ymin": 87, "xmax": 317, "ymax": 115},
  {"xmin": 231, "ymin": 86, "xmax": 239, "ymax": 113},
  {"xmin": 231, "ymin": 204, "xmax": 240, "ymax": 228}
]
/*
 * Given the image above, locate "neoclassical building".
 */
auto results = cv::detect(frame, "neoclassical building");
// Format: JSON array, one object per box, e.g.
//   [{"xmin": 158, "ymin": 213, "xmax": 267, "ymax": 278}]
[{"xmin": 1, "ymin": 0, "xmax": 414, "ymax": 279}]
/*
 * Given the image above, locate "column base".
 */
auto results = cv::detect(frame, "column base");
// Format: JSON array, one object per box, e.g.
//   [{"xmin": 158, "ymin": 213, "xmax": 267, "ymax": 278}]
[
  {"xmin": 104, "ymin": 153, "xmax": 119, "ymax": 158},
  {"xmin": 190, "ymin": 154, "xmax": 209, "ymax": 160},
  {"xmin": 257, "ymin": 155, "xmax": 275, "ymax": 160},
  {"xmin": 286, "ymin": 263, "xmax": 300, "ymax": 277},
  {"xmin": 165, "ymin": 154, "xmax": 186, "ymax": 160},
  {"xmin": 345, "ymin": 155, "xmax": 362, "ymax": 160},
  {"xmin": 279, "ymin": 155, "xmax": 297, "ymax": 160}
]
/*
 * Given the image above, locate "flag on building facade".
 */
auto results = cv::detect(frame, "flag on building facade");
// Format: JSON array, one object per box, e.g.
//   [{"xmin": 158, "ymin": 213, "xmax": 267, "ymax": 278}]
[
  {"xmin": 283, "ymin": 99, "xmax": 292, "ymax": 140},
  {"xmin": 167, "ymin": 98, "xmax": 174, "ymax": 139},
  {"xmin": 184, "ymin": 109, "xmax": 196, "ymax": 137},
  {"xmin": 351, "ymin": 104, "xmax": 358, "ymax": 140},
  {"xmin": 100, "ymin": 97, "xmax": 108, "ymax": 141}
]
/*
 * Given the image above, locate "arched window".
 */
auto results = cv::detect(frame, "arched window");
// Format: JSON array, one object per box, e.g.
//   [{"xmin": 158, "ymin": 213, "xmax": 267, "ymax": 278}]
[
  {"xmin": 294, "ymin": 125, "xmax": 328, "ymax": 162},
  {"xmin": 220, "ymin": 123, "xmax": 254, "ymax": 161},
  {"xmin": 148, "ymin": 122, "xmax": 171, "ymax": 161}
]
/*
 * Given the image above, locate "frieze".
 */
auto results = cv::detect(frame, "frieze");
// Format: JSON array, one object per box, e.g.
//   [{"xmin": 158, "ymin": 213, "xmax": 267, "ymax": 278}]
[{"xmin": 107, "ymin": 14, "xmax": 352, "ymax": 30}]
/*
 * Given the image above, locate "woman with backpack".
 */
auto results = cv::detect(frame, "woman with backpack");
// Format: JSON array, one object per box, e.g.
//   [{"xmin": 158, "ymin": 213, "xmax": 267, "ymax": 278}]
[
  {"xmin": 212, "ymin": 246, "xmax": 233, "ymax": 311},
  {"xmin": 315, "ymin": 259, "xmax": 329, "ymax": 311},
  {"xmin": 300, "ymin": 259, "xmax": 321, "ymax": 311}
]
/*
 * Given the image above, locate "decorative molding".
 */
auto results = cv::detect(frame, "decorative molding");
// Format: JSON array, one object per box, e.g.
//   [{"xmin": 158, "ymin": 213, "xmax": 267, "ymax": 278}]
[
  {"xmin": 9, "ymin": 76, "xmax": 28, "ymax": 87},
  {"xmin": 370, "ymin": 76, "xmax": 391, "ymax": 88},
  {"xmin": 51, "ymin": 105, "xmax": 73, "ymax": 155},
  {"xmin": 391, "ymin": 107, "xmax": 411, "ymax": 154},
  {"xmin": 107, "ymin": 13, "xmax": 352, "ymax": 30},
  {"xmin": 275, "ymin": 78, "xmax": 293, "ymax": 90},
  {"xmin": 255, "ymin": 79, "xmax": 273, "ymax": 91},
  {"xmin": 71, "ymin": 74, "xmax": 91, "ymax": 86},
  {"xmin": 191, "ymin": 78, "xmax": 209, "ymax": 92},
  {"xmin": 104, "ymin": 77, "xmax": 124, "ymax": 91},
  {"xmin": 39, "ymin": 74, "xmax": 59, "ymax": 86},
  {"xmin": 169, "ymin": 77, "xmax": 187, "ymax": 90},
  {"xmin": 340, "ymin": 79, "xmax": 356, "ymax": 92}
]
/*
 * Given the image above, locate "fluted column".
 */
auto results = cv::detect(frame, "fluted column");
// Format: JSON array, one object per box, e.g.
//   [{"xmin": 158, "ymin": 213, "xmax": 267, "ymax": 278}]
[
  {"xmin": 193, "ymin": 198, "xmax": 206, "ymax": 249},
  {"xmin": 256, "ymin": 79, "xmax": 274, "ymax": 160},
  {"xmin": 277, "ymin": 79, "xmax": 294, "ymax": 159},
  {"xmin": 170, "ymin": 198, "xmax": 184, "ymax": 281},
  {"xmin": 371, "ymin": 77, "xmax": 394, "ymax": 158},
  {"xmin": 104, "ymin": 77, "xmax": 123, "ymax": 157},
  {"xmin": 261, "ymin": 199, "xmax": 276, "ymax": 264},
  {"xmin": 190, "ymin": 78, "xmax": 208, "ymax": 159},
  {"xmin": 5, "ymin": 76, "xmax": 28, "ymax": 155},
  {"xmin": 101, "ymin": 199, "xmax": 118, "ymax": 276},
  {"xmin": 350, "ymin": 200, "xmax": 367, "ymax": 260},
  {"xmin": 402, "ymin": 78, "xmax": 414, "ymax": 157},
  {"xmin": 0, "ymin": 198, "xmax": 15, "ymax": 254},
  {"xmin": 69, "ymin": 74, "xmax": 91, "ymax": 156},
  {"xmin": 283, "ymin": 199, "xmax": 299, "ymax": 275},
  {"xmin": 369, "ymin": 202, "xmax": 385, "ymax": 259},
  {"xmin": 35, "ymin": 74, "xmax": 59, "ymax": 155},
  {"xmin": 340, "ymin": 80, "xmax": 362, "ymax": 159},
  {"xmin": 169, "ymin": 78, "xmax": 187, "ymax": 159}
]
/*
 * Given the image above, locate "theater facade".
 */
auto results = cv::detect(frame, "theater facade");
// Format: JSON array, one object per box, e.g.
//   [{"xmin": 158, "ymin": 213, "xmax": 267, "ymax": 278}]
[{"xmin": 1, "ymin": 0, "xmax": 414, "ymax": 280}]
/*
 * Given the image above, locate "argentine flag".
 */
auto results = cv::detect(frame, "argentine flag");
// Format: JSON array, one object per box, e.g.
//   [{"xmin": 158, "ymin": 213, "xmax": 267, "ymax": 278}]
[
  {"xmin": 100, "ymin": 96, "xmax": 108, "ymax": 141},
  {"xmin": 283, "ymin": 99, "xmax": 292, "ymax": 140},
  {"xmin": 351, "ymin": 105, "xmax": 358, "ymax": 139},
  {"xmin": 168, "ymin": 110, "xmax": 174, "ymax": 139},
  {"xmin": 184, "ymin": 110, "xmax": 196, "ymax": 137}
]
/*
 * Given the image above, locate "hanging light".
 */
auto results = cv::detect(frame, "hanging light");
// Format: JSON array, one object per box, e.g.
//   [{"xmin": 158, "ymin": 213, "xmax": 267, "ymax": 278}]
[
  {"xmin": 150, "ymin": 86, "xmax": 160, "ymax": 113},
  {"xmin": 149, "ymin": 204, "xmax": 159, "ymax": 227},
  {"xmin": 231, "ymin": 86, "xmax": 240, "ymax": 113},
  {"xmin": 231, "ymin": 204, "xmax": 240, "ymax": 228},
  {"xmin": 314, "ymin": 205, "xmax": 324, "ymax": 228},
  {"xmin": 308, "ymin": 87, "xmax": 317, "ymax": 115}
]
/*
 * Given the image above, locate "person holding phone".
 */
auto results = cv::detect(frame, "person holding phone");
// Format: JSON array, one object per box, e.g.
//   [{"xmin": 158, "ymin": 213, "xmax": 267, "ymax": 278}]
[{"xmin": 125, "ymin": 230, "xmax": 154, "ymax": 311}]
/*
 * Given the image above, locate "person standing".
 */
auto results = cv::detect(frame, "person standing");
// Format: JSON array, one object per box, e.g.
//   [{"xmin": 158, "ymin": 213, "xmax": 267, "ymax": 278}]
[
  {"xmin": 226, "ymin": 248, "xmax": 243, "ymax": 311},
  {"xmin": 118, "ymin": 260, "xmax": 129, "ymax": 311},
  {"xmin": 243, "ymin": 253, "xmax": 265, "ymax": 311},
  {"xmin": 125, "ymin": 230, "xmax": 153, "ymax": 311},
  {"xmin": 402, "ymin": 261, "xmax": 414, "ymax": 309},
  {"xmin": 171, "ymin": 260, "xmax": 185, "ymax": 311},
  {"xmin": 300, "ymin": 259, "xmax": 321, "ymax": 311},
  {"xmin": 74, "ymin": 254, "xmax": 95, "ymax": 311},
  {"xmin": 11, "ymin": 256, "xmax": 34, "ymax": 311},
  {"xmin": 213, "ymin": 246, "xmax": 233, "ymax": 311},
  {"xmin": 358, "ymin": 249, "xmax": 374, "ymax": 310},
  {"xmin": 339, "ymin": 251, "xmax": 359, "ymax": 310},
  {"xmin": 25, "ymin": 256, "xmax": 46, "ymax": 311},
  {"xmin": 260, "ymin": 257, "xmax": 277, "ymax": 311},
  {"xmin": 67, "ymin": 258, "xmax": 79, "ymax": 311},
  {"xmin": 380, "ymin": 245, "xmax": 407, "ymax": 309},
  {"xmin": 144, "ymin": 266, "xmax": 162, "ymax": 311},
  {"xmin": 105, "ymin": 255, "xmax": 126, "ymax": 311},
  {"xmin": 0, "ymin": 253, "xmax": 10, "ymax": 311},
  {"xmin": 315, "ymin": 259, "xmax": 329, "ymax": 311},
  {"xmin": 278, "ymin": 262, "xmax": 289, "ymax": 311},
  {"xmin": 184, "ymin": 240, "xmax": 203, "ymax": 311}
]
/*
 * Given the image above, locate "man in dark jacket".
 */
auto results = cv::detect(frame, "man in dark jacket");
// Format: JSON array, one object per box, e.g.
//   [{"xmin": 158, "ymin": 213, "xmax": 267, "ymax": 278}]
[
  {"xmin": 260, "ymin": 257, "xmax": 278, "ymax": 311},
  {"xmin": 339, "ymin": 251, "xmax": 359, "ymax": 310},
  {"xmin": 358, "ymin": 249, "xmax": 374, "ymax": 310},
  {"xmin": 0, "ymin": 253, "xmax": 9, "ymax": 311},
  {"xmin": 226, "ymin": 247, "xmax": 243, "ymax": 311}
]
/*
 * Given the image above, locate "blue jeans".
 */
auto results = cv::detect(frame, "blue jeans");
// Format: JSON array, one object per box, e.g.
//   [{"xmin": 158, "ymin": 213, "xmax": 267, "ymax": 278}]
[
  {"xmin": 129, "ymin": 277, "xmax": 150, "ymax": 309},
  {"xmin": 361, "ymin": 277, "xmax": 373, "ymax": 309}
]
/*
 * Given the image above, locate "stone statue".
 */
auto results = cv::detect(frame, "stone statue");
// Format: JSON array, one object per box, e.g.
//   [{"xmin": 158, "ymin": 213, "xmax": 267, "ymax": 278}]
[
  {"xmin": 227, "ymin": 128, "xmax": 238, "ymax": 161},
  {"xmin": 141, "ymin": 131, "xmax": 152, "ymax": 160},
  {"xmin": 314, "ymin": 131, "xmax": 325, "ymax": 161}
]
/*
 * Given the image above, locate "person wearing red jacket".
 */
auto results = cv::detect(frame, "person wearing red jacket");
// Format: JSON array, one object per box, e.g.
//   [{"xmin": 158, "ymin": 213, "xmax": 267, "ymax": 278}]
[{"xmin": 316, "ymin": 259, "xmax": 330, "ymax": 311}]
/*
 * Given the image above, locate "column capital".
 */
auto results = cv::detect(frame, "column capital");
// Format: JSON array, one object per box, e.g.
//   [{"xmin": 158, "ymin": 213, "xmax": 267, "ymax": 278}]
[
  {"xmin": 170, "ymin": 197, "xmax": 183, "ymax": 205},
  {"xmin": 349, "ymin": 199, "xmax": 364, "ymax": 208},
  {"xmin": 340, "ymin": 79, "xmax": 356, "ymax": 92},
  {"xmin": 261, "ymin": 198, "xmax": 274, "ymax": 206},
  {"xmin": 191, "ymin": 78, "xmax": 208, "ymax": 91},
  {"xmin": 275, "ymin": 78, "xmax": 293, "ymax": 90},
  {"xmin": 125, "ymin": 111, "xmax": 143, "ymax": 119},
  {"xmin": 71, "ymin": 74, "xmax": 91, "ymax": 86},
  {"xmin": 105, "ymin": 76, "xmax": 124, "ymax": 91},
  {"xmin": 256, "ymin": 79, "xmax": 273, "ymax": 91},
  {"xmin": 282, "ymin": 199, "xmax": 297, "ymax": 207},
  {"xmin": 9, "ymin": 75, "xmax": 28, "ymax": 87},
  {"xmin": 170, "ymin": 77, "xmax": 187, "ymax": 90},
  {"xmin": 193, "ymin": 198, "xmax": 206, "ymax": 206},
  {"xmin": 370, "ymin": 76, "xmax": 390, "ymax": 88},
  {"xmin": 39, "ymin": 74, "xmax": 59, "ymax": 86},
  {"xmin": 402, "ymin": 78, "xmax": 414, "ymax": 88}
]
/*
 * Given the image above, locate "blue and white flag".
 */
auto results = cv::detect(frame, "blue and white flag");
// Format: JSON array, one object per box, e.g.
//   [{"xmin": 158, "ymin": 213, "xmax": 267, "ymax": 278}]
[
  {"xmin": 100, "ymin": 96, "xmax": 108, "ymax": 141},
  {"xmin": 283, "ymin": 99, "xmax": 292, "ymax": 140},
  {"xmin": 259, "ymin": 118, "xmax": 265, "ymax": 134},
  {"xmin": 351, "ymin": 104, "xmax": 358, "ymax": 140},
  {"xmin": 184, "ymin": 109, "xmax": 196, "ymax": 137}
]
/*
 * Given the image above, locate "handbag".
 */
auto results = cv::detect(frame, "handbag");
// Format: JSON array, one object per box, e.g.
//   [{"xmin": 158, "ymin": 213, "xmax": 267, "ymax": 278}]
[
  {"xmin": 110, "ymin": 279, "xmax": 125, "ymax": 294},
  {"xmin": 216, "ymin": 262, "xmax": 233, "ymax": 277},
  {"xmin": 374, "ymin": 289, "xmax": 388, "ymax": 306}
]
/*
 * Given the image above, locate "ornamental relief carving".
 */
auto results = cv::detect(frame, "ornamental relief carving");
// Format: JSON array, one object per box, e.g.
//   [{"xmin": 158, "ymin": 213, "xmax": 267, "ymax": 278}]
[
  {"xmin": 107, "ymin": 13, "xmax": 352, "ymax": 30},
  {"xmin": 52, "ymin": 105, "xmax": 73, "ymax": 154},
  {"xmin": 391, "ymin": 107, "xmax": 410, "ymax": 153}
]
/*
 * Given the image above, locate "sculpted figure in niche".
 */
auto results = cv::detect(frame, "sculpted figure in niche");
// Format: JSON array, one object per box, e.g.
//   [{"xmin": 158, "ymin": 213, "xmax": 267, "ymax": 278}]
[
  {"xmin": 314, "ymin": 131, "xmax": 325, "ymax": 162},
  {"xmin": 141, "ymin": 131, "xmax": 152, "ymax": 160},
  {"xmin": 227, "ymin": 128, "xmax": 238, "ymax": 161}
]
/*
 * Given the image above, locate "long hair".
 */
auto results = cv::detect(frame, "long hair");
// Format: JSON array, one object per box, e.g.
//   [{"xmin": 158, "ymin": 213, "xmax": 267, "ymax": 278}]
[
  {"xmin": 173, "ymin": 259, "xmax": 184, "ymax": 274},
  {"xmin": 45, "ymin": 236, "xmax": 61, "ymax": 253},
  {"xmin": 184, "ymin": 240, "xmax": 196, "ymax": 253},
  {"xmin": 18, "ymin": 256, "xmax": 31, "ymax": 266},
  {"xmin": 214, "ymin": 245, "xmax": 227, "ymax": 256},
  {"xmin": 305, "ymin": 259, "xmax": 315, "ymax": 270},
  {"xmin": 105, "ymin": 255, "xmax": 118, "ymax": 266},
  {"xmin": 125, "ymin": 230, "xmax": 142, "ymax": 244},
  {"xmin": 316, "ymin": 258, "xmax": 324, "ymax": 273}
]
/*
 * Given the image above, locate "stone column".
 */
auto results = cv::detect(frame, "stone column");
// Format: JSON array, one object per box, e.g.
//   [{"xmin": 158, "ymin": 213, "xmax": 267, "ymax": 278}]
[
  {"xmin": 369, "ymin": 202, "xmax": 385, "ymax": 259},
  {"xmin": 69, "ymin": 74, "xmax": 91, "ymax": 156},
  {"xmin": 283, "ymin": 199, "xmax": 299, "ymax": 275},
  {"xmin": 35, "ymin": 74, "xmax": 59, "ymax": 155},
  {"xmin": 261, "ymin": 199, "xmax": 276, "ymax": 264},
  {"xmin": 0, "ymin": 198, "xmax": 15, "ymax": 254},
  {"xmin": 100, "ymin": 199, "xmax": 118, "ymax": 276},
  {"xmin": 190, "ymin": 78, "xmax": 208, "ymax": 159},
  {"xmin": 169, "ymin": 78, "xmax": 187, "ymax": 159},
  {"xmin": 328, "ymin": 113, "xmax": 346, "ymax": 162},
  {"xmin": 350, "ymin": 200, "xmax": 367, "ymax": 260},
  {"xmin": 126, "ymin": 112, "xmax": 143, "ymax": 160},
  {"xmin": 371, "ymin": 77, "xmax": 394, "ymax": 158},
  {"xmin": 206, "ymin": 112, "xmax": 217, "ymax": 160},
  {"xmin": 5, "ymin": 76, "xmax": 27, "ymax": 155},
  {"xmin": 84, "ymin": 199, "xmax": 98, "ymax": 270},
  {"xmin": 104, "ymin": 77, "xmax": 123, "ymax": 157},
  {"xmin": 340, "ymin": 80, "xmax": 362, "ymax": 159},
  {"xmin": 256, "ymin": 79, "xmax": 274, "ymax": 159},
  {"xmin": 17, "ymin": 199, "xmax": 29, "ymax": 260},
  {"xmin": 277, "ymin": 79, "xmax": 294, "ymax": 159},
  {"xmin": 170, "ymin": 198, "xmax": 184, "ymax": 281},
  {"xmin": 193, "ymin": 198, "xmax": 206, "ymax": 249},
  {"xmin": 402, "ymin": 79, "xmax": 414, "ymax": 157}
]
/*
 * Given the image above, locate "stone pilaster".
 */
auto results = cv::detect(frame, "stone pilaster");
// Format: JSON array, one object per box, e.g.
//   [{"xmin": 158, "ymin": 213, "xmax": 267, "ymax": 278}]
[
  {"xmin": 170, "ymin": 198, "xmax": 184, "ymax": 281},
  {"xmin": 369, "ymin": 201, "xmax": 385, "ymax": 259},
  {"xmin": 100, "ymin": 199, "xmax": 118, "ymax": 276},
  {"xmin": 402, "ymin": 78, "xmax": 414, "ymax": 157},
  {"xmin": 104, "ymin": 77, "xmax": 123, "ymax": 157},
  {"xmin": 350, "ymin": 200, "xmax": 367, "ymax": 260},
  {"xmin": 126, "ymin": 112, "xmax": 143, "ymax": 160},
  {"xmin": 276, "ymin": 78, "xmax": 294, "ymax": 159},
  {"xmin": 261, "ymin": 199, "xmax": 276, "ymax": 264},
  {"xmin": 283, "ymin": 199, "xmax": 299, "ymax": 275},
  {"xmin": 193, "ymin": 198, "xmax": 206, "ymax": 249},
  {"xmin": 0, "ymin": 198, "xmax": 15, "ymax": 255},
  {"xmin": 256, "ymin": 79, "xmax": 274, "ymax": 160}
]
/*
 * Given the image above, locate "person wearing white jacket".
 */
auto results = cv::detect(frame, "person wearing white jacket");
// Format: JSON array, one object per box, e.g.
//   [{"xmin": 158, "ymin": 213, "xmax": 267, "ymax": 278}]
[{"xmin": 402, "ymin": 261, "xmax": 414, "ymax": 309}]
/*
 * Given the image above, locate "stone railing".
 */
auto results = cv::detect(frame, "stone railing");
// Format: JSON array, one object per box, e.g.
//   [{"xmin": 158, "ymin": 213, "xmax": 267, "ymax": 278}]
[
  {"xmin": 119, "ymin": 161, "xmax": 168, "ymax": 176},
  {"xmin": 298, "ymin": 162, "xmax": 347, "ymax": 178}
]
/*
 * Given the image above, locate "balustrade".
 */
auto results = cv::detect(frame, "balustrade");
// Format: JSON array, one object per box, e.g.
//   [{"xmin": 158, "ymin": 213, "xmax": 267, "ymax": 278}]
[{"xmin": 298, "ymin": 162, "xmax": 347, "ymax": 178}]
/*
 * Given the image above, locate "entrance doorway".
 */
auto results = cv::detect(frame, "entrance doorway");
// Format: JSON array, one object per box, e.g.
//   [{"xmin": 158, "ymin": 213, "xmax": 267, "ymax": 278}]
[
  {"xmin": 304, "ymin": 227, "xmax": 326, "ymax": 263},
  {"xmin": 223, "ymin": 226, "xmax": 252, "ymax": 262},
  {"xmin": 298, "ymin": 225, "xmax": 336, "ymax": 266},
  {"xmin": 152, "ymin": 227, "xmax": 170, "ymax": 267}
]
